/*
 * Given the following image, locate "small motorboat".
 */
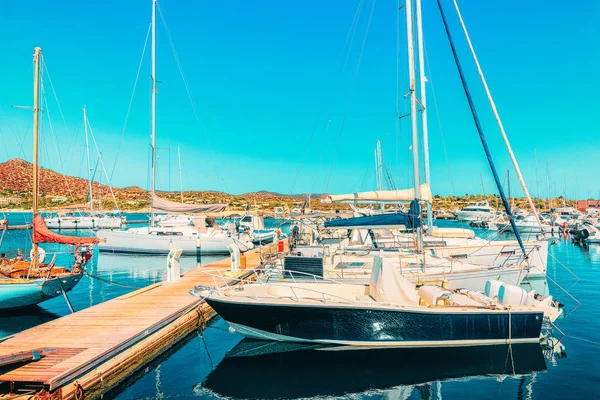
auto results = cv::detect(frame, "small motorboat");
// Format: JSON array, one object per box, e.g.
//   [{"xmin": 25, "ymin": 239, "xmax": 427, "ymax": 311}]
[{"xmin": 196, "ymin": 256, "xmax": 561, "ymax": 347}]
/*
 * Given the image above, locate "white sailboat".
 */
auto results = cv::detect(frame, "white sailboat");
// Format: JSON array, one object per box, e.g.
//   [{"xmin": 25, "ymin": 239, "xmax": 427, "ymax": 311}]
[
  {"xmin": 97, "ymin": 0, "xmax": 253, "ymax": 255},
  {"xmin": 310, "ymin": 0, "xmax": 548, "ymax": 280},
  {"xmin": 45, "ymin": 106, "xmax": 123, "ymax": 230}
]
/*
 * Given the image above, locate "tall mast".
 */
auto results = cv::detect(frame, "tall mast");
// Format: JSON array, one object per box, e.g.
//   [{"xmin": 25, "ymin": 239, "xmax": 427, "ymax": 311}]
[
  {"xmin": 32, "ymin": 47, "xmax": 42, "ymax": 267},
  {"xmin": 415, "ymin": 0, "xmax": 432, "ymax": 232},
  {"xmin": 83, "ymin": 106, "xmax": 93, "ymax": 212},
  {"xmin": 451, "ymin": 0, "xmax": 545, "ymax": 232},
  {"xmin": 405, "ymin": 0, "xmax": 422, "ymax": 250},
  {"xmin": 546, "ymin": 157, "xmax": 552, "ymax": 210},
  {"xmin": 177, "ymin": 145, "xmax": 183, "ymax": 203},
  {"xmin": 150, "ymin": 0, "xmax": 157, "ymax": 226}
]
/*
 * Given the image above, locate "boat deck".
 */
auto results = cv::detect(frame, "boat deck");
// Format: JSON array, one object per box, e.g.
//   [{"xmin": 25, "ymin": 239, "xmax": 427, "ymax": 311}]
[{"xmin": 0, "ymin": 243, "xmax": 277, "ymax": 399}]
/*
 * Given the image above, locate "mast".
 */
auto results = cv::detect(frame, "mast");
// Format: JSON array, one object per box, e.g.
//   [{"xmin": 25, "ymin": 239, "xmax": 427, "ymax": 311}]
[
  {"xmin": 436, "ymin": 0, "xmax": 527, "ymax": 257},
  {"xmin": 83, "ymin": 106, "xmax": 93, "ymax": 212},
  {"xmin": 546, "ymin": 157, "xmax": 552, "ymax": 210},
  {"xmin": 405, "ymin": 0, "xmax": 422, "ymax": 251},
  {"xmin": 451, "ymin": 0, "xmax": 545, "ymax": 232},
  {"xmin": 32, "ymin": 47, "xmax": 42, "ymax": 267},
  {"xmin": 415, "ymin": 0, "xmax": 433, "ymax": 232},
  {"xmin": 177, "ymin": 145, "xmax": 183, "ymax": 203},
  {"xmin": 150, "ymin": 0, "xmax": 157, "ymax": 226}
]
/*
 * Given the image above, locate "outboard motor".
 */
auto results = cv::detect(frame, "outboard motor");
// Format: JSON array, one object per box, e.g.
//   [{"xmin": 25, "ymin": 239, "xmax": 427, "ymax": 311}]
[{"xmin": 569, "ymin": 225, "xmax": 589, "ymax": 243}]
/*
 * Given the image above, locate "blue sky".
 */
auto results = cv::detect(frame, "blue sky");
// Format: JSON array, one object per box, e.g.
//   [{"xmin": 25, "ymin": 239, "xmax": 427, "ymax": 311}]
[{"xmin": 0, "ymin": 0, "xmax": 598, "ymax": 198}]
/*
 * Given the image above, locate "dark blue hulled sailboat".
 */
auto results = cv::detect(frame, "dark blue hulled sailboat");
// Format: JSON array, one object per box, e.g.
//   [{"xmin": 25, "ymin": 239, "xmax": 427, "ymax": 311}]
[{"xmin": 197, "ymin": 256, "xmax": 559, "ymax": 347}]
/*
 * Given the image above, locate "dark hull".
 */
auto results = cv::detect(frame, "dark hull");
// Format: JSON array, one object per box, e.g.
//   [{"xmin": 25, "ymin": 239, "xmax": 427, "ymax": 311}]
[
  {"xmin": 206, "ymin": 297, "xmax": 544, "ymax": 346},
  {"xmin": 202, "ymin": 339, "xmax": 546, "ymax": 399}
]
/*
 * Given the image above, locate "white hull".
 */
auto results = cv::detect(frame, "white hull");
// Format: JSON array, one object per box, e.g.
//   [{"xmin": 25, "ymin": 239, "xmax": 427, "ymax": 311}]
[
  {"xmin": 494, "ymin": 223, "xmax": 558, "ymax": 234},
  {"xmin": 45, "ymin": 216, "xmax": 122, "ymax": 229},
  {"xmin": 97, "ymin": 229, "xmax": 253, "ymax": 255},
  {"xmin": 453, "ymin": 211, "xmax": 494, "ymax": 222},
  {"xmin": 432, "ymin": 240, "xmax": 548, "ymax": 278},
  {"xmin": 325, "ymin": 264, "xmax": 525, "ymax": 291}
]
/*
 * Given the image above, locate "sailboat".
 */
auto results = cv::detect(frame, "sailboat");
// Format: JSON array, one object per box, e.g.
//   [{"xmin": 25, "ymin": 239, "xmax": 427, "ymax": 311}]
[
  {"xmin": 97, "ymin": 0, "xmax": 254, "ymax": 256},
  {"xmin": 0, "ymin": 47, "xmax": 99, "ymax": 310},
  {"xmin": 45, "ymin": 107, "xmax": 123, "ymax": 230},
  {"xmin": 198, "ymin": 0, "xmax": 568, "ymax": 347}
]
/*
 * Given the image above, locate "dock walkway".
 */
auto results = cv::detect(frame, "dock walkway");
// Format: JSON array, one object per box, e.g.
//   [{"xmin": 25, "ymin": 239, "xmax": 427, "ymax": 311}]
[{"xmin": 0, "ymin": 244, "xmax": 276, "ymax": 399}]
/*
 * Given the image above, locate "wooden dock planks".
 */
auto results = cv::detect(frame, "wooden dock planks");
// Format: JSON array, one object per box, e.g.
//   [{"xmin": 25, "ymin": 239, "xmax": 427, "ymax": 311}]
[{"xmin": 0, "ymin": 243, "xmax": 277, "ymax": 399}]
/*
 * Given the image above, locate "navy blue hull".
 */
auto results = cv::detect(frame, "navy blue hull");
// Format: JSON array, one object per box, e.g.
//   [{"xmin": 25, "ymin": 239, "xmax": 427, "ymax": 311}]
[{"xmin": 206, "ymin": 298, "xmax": 544, "ymax": 345}]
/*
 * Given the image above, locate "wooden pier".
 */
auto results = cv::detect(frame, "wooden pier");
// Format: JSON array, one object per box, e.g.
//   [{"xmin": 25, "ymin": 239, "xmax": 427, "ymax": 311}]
[
  {"xmin": 0, "ymin": 243, "xmax": 277, "ymax": 399},
  {"xmin": 0, "ymin": 224, "xmax": 32, "ymax": 231}
]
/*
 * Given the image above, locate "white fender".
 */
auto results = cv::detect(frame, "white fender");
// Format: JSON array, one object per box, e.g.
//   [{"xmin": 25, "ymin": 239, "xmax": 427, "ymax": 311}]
[{"xmin": 30, "ymin": 247, "xmax": 46, "ymax": 264}]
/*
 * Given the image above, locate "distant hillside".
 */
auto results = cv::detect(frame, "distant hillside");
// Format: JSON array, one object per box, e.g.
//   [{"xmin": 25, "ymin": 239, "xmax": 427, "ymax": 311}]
[{"xmin": 0, "ymin": 158, "xmax": 315, "ymax": 211}]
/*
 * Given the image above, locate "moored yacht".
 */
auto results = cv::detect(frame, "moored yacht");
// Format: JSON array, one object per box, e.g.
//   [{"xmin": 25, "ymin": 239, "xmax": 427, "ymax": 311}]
[
  {"xmin": 198, "ymin": 256, "xmax": 561, "ymax": 347},
  {"xmin": 98, "ymin": 199, "xmax": 254, "ymax": 255},
  {"xmin": 453, "ymin": 201, "xmax": 496, "ymax": 222}
]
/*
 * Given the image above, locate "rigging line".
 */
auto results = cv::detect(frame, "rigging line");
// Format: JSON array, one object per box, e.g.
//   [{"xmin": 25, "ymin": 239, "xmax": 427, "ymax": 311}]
[
  {"xmin": 109, "ymin": 22, "xmax": 152, "ymax": 183},
  {"xmin": 40, "ymin": 59, "xmax": 72, "ymax": 169},
  {"xmin": 11, "ymin": 123, "xmax": 29, "ymax": 162},
  {"xmin": 157, "ymin": 4, "xmax": 226, "ymax": 192},
  {"xmin": 86, "ymin": 115, "xmax": 121, "ymax": 211},
  {"xmin": 39, "ymin": 65, "xmax": 80, "ymax": 208},
  {"xmin": 39, "ymin": 68, "xmax": 63, "ymax": 178},
  {"xmin": 289, "ymin": 108, "xmax": 324, "ymax": 195},
  {"xmin": 423, "ymin": 37, "xmax": 456, "ymax": 197},
  {"xmin": 451, "ymin": 0, "xmax": 545, "ymax": 234},
  {"xmin": 342, "ymin": 0, "xmax": 365, "ymax": 72},
  {"xmin": 341, "ymin": 0, "xmax": 365, "ymax": 61},
  {"xmin": 436, "ymin": 0, "xmax": 527, "ymax": 257},
  {"xmin": 324, "ymin": 0, "xmax": 378, "ymax": 193},
  {"xmin": 291, "ymin": 0, "xmax": 366, "ymax": 196}
]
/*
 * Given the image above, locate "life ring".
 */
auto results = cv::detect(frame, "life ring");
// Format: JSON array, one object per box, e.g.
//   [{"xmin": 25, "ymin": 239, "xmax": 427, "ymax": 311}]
[{"xmin": 30, "ymin": 247, "xmax": 46, "ymax": 264}]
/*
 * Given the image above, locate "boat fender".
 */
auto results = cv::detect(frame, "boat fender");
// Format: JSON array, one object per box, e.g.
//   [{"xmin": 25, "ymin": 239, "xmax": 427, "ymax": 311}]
[{"xmin": 30, "ymin": 247, "xmax": 46, "ymax": 264}]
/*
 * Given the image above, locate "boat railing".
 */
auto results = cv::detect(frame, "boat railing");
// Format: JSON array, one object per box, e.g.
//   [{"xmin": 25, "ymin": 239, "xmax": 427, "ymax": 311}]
[
  {"xmin": 493, "ymin": 244, "xmax": 537, "ymax": 268},
  {"xmin": 195, "ymin": 267, "xmax": 362, "ymax": 304}
]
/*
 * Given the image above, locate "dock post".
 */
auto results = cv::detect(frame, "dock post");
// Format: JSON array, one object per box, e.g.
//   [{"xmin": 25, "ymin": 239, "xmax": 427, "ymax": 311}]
[
  {"xmin": 227, "ymin": 244, "xmax": 240, "ymax": 271},
  {"xmin": 166, "ymin": 248, "xmax": 183, "ymax": 282},
  {"xmin": 196, "ymin": 238, "xmax": 202, "ymax": 267}
]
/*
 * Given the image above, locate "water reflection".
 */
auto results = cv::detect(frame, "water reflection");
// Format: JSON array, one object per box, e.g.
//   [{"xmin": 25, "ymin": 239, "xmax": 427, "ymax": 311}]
[{"xmin": 200, "ymin": 340, "xmax": 547, "ymax": 399}]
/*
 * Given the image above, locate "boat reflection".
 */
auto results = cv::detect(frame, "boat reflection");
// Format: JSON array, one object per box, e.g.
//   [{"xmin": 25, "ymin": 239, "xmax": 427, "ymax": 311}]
[{"xmin": 201, "ymin": 340, "xmax": 548, "ymax": 399}]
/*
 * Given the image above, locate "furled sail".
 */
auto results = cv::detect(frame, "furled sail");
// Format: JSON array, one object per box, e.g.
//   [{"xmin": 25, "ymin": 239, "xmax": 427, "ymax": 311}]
[
  {"xmin": 32, "ymin": 214, "xmax": 101, "ymax": 245},
  {"xmin": 323, "ymin": 184, "xmax": 432, "ymax": 204},
  {"xmin": 152, "ymin": 195, "xmax": 226, "ymax": 214},
  {"xmin": 324, "ymin": 212, "xmax": 421, "ymax": 229}
]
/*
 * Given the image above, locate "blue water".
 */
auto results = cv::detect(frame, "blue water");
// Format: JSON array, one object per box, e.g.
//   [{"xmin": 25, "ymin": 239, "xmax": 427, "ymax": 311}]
[{"xmin": 1, "ymin": 214, "xmax": 598, "ymax": 399}]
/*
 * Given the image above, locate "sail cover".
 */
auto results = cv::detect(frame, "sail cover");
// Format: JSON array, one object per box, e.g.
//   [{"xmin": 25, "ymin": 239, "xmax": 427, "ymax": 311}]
[
  {"xmin": 32, "ymin": 214, "xmax": 101, "ymax": 245},
  {"xmin": 324, "ymin": 212, "xmax": 421, "ymax": 229},
  {"xmin": 152, "ymin": 195, "xmax": 226, "ymax": 214},
  {"xmin": 323, "ymin": 184, "xmax": 432, "ymax": 204}
]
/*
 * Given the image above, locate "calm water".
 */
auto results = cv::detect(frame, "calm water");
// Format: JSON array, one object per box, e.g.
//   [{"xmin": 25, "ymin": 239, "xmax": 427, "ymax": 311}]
[{"xmin": 0, "ymin": 214, "xmax": 598, "ymax": 399}]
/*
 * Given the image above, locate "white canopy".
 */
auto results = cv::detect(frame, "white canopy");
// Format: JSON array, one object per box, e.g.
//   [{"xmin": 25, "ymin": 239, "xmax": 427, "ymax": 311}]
[
  {"xmin": 323, "ymin": 184, "xmax": 432, "ymax": 204},
  {"xmin": 152, "ymin": 195, "xmax": 226, "ymax": 214}
]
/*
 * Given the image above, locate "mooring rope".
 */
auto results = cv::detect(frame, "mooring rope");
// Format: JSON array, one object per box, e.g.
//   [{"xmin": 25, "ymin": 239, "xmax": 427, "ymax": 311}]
[{"xmin": 84, "ymin": 272, "xmax": 143, "ymax": 290}]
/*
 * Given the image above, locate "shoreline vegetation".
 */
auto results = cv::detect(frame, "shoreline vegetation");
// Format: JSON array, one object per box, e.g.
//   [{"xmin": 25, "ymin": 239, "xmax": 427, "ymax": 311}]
[{"xmin": 0, "ymin": 158, "xmax": 578, "ymax": 213}]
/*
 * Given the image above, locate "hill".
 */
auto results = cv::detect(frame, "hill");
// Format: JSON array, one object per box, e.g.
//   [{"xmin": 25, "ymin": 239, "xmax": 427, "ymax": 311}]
[{"xmin": 0, "ymin": 159, "xmax": 311, "ymax": 211}]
